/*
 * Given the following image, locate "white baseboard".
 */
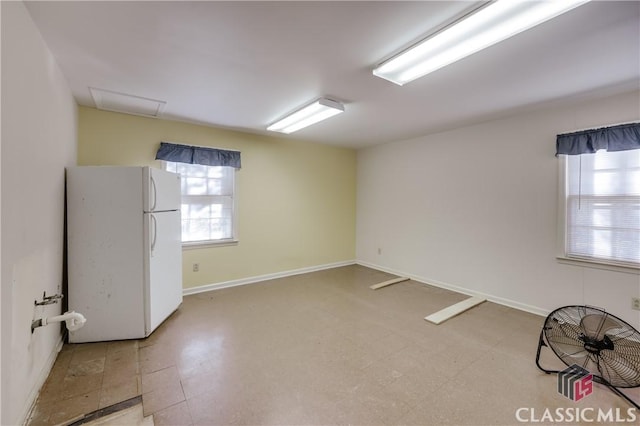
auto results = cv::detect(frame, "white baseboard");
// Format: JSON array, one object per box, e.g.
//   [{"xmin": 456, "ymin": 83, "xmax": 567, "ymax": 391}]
[
  {"xmin": 356, "ymin": 260, "xmax": 549, "ymax": 318},
  {"xmin": 22, "ymin": 333, "xmax": 65, "ymax": 425},
  {"xmin": 183, "ymin": 260, "xmax": 356, "ymax": 296}
]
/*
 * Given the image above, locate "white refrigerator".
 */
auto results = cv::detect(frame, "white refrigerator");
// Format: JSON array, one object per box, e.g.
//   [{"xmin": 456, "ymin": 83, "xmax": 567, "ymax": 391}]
[{"xmin": 66, "ymin": 166, "xmax": 183, "ymax": 343}]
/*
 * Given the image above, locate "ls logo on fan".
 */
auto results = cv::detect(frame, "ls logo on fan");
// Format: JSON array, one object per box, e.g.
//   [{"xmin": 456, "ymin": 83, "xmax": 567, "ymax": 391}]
[{"xmin": 558, "ymin": 364, "xmax": 593, "ymax": 402}]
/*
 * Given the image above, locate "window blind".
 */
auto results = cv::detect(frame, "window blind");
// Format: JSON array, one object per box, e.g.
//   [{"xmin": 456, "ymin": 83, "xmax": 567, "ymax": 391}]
[
  {"xmin": 164, "ymin": 161, "xmax": 236, "ymax": 243},
  {"xmin": 565, "ymin": 149, "xmax": 640, "ymax": 265}
]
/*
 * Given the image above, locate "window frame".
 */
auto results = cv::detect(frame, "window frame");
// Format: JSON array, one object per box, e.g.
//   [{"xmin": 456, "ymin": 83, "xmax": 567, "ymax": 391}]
[
  {"xmin": 162, "ymin": 161, "xmax": 238, "ymax": 249},
  {"xmin": 556, "ymin": 154, "xmax": 639, "ymax": 274}
]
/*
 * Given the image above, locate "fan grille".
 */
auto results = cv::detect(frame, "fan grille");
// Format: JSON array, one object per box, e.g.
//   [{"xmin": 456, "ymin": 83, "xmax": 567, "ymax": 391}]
[{"xmin": 543, "ymin": 305, "xmax": 640, "ymax": 388}]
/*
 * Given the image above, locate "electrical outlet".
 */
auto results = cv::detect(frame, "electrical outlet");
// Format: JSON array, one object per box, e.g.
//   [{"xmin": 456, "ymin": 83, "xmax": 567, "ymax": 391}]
[
  {"xmin": 193, "ymin": 263, "xmax": 199, "ymax": 272},
  {"xmin": 632, "ymin": 297, "xmax": 640, "ymax": 311}
]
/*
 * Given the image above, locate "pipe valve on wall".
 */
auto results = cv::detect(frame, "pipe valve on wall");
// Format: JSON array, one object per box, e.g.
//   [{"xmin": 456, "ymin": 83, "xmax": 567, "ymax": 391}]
[
  {"xmin": 31, "ymin": 311, "xmax": 87, "ymax": 334},
  {"xmin": 31, "ymin": 291, "xmax": 86, "ymax": 333},
  {"xmin": 34, "ymin": 291, "xmax": 63, "ymax": 306}
]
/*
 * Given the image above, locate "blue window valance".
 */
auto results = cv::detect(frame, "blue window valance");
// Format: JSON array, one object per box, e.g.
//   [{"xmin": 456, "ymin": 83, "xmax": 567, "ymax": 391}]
[
  {"xmin": 155, "ymin": 142, "xmax": 241, "ymax": 168},
  {"xmin": 556, "ymin": 122, "xmax": 640, "ymax": 156}
]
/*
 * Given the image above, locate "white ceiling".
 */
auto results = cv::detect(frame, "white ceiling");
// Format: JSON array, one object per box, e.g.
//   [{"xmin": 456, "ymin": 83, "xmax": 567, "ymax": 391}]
[{"xmin": 25, "ymin": 1, "xmax": 640, "ymax": 148}]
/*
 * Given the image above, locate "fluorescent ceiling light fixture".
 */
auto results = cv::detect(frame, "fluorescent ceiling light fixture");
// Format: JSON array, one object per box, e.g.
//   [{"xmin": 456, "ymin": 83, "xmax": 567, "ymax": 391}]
[
  {"xmin": 267, "ymin": 98, "xmax": 344, "ymax": 134},
  {"xmin": 373, "ymin": 0, "xmax": 591, "ymax": 85}
]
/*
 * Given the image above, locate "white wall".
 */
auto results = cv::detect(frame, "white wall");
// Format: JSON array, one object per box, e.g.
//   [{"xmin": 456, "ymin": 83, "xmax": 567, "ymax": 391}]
[
  {"xmin": 1, "ymin": 2, "xmax": 77, "ymax": 424},
  {"xmin": 0, "ymin": 3, "xmax": 3, "ymax": 422},
  {"xmin": 357, "ymin": 90, "xmax": 640, "ymax": 327}
]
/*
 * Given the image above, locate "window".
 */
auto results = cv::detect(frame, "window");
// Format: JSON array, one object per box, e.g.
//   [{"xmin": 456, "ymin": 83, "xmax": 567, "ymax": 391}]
[
  {"xmin": 163, "ymin": 161, "xmax": 236, "ymax": 245},
  {"xmin": 562, "ymin": 149, "xmax": 640, "ymax": 267}
]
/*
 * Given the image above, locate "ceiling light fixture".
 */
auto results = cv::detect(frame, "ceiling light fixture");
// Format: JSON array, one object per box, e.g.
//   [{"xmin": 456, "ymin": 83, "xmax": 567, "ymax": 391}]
[
  {"xmin": 267, "ymin": 98, "xmax": 344, "ymax": 134},
  {"xmin": 373, "ymin": 0, "xmax": 591, "ymax": 86}
]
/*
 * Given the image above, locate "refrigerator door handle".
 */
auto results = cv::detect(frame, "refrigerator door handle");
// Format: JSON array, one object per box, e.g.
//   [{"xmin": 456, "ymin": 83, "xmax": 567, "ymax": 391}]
[
  {"xmin": 150, "ymin": 175, "xmax": 157, "ymax": 211},
  {"xmin": 150, "ymin": 213, "xmax": 158, "ymax": 256}
]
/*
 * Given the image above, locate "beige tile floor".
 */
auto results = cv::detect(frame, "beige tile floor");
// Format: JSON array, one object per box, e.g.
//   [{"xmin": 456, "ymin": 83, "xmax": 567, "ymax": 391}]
[
  {"xmin": 28, "ymin": 340, "xmax": 141, "ymax": 425},
  {"xmin": 28, "ymin": 265, "xmax": 640, "ymax": 425},
  {"xmin": 84, "ymin": 404, "xmax": 152, "ymax": 426}
]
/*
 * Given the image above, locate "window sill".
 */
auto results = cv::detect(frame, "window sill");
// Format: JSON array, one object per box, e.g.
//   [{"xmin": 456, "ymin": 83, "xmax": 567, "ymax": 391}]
[
  {"xmin": 556, "ymin": 256, "xmax": 639, "ymax": 275},
  {"xmin": 182, "ymin": 240, "xmax": 238, "ymax": 250}
]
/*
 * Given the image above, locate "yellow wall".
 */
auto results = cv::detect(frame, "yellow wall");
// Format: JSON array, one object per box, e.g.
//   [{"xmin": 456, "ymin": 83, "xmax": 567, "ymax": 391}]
[{"xmin": 78, "ymin": 106, "xmax": 356, "ymax": 289}]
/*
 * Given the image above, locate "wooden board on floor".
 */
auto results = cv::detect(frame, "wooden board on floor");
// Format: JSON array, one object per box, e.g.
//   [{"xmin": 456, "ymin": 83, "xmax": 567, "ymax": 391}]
[
  {"xmin": 424, "ymin": 296, "xmax": 486, "ymax": 325},
  {"xmin": 369, "ymin": 277, "xmax": 409, "ymax": 290}
]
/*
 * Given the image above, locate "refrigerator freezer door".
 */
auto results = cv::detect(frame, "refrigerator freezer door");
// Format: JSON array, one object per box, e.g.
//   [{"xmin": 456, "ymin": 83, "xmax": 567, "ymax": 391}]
[
  {"xmin": 143, "ymin": 167, "xmax": 181, "ymax": 212},
  {"xmin": 144, "ymin": 210, "xmax": 183, "ymax": 335}
]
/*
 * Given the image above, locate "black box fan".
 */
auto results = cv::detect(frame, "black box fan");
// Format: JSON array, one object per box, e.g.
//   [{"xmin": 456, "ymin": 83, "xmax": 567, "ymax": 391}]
[{"xmin": 536, "ymin": 305, "xmax": 640, "ymax": 409}]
